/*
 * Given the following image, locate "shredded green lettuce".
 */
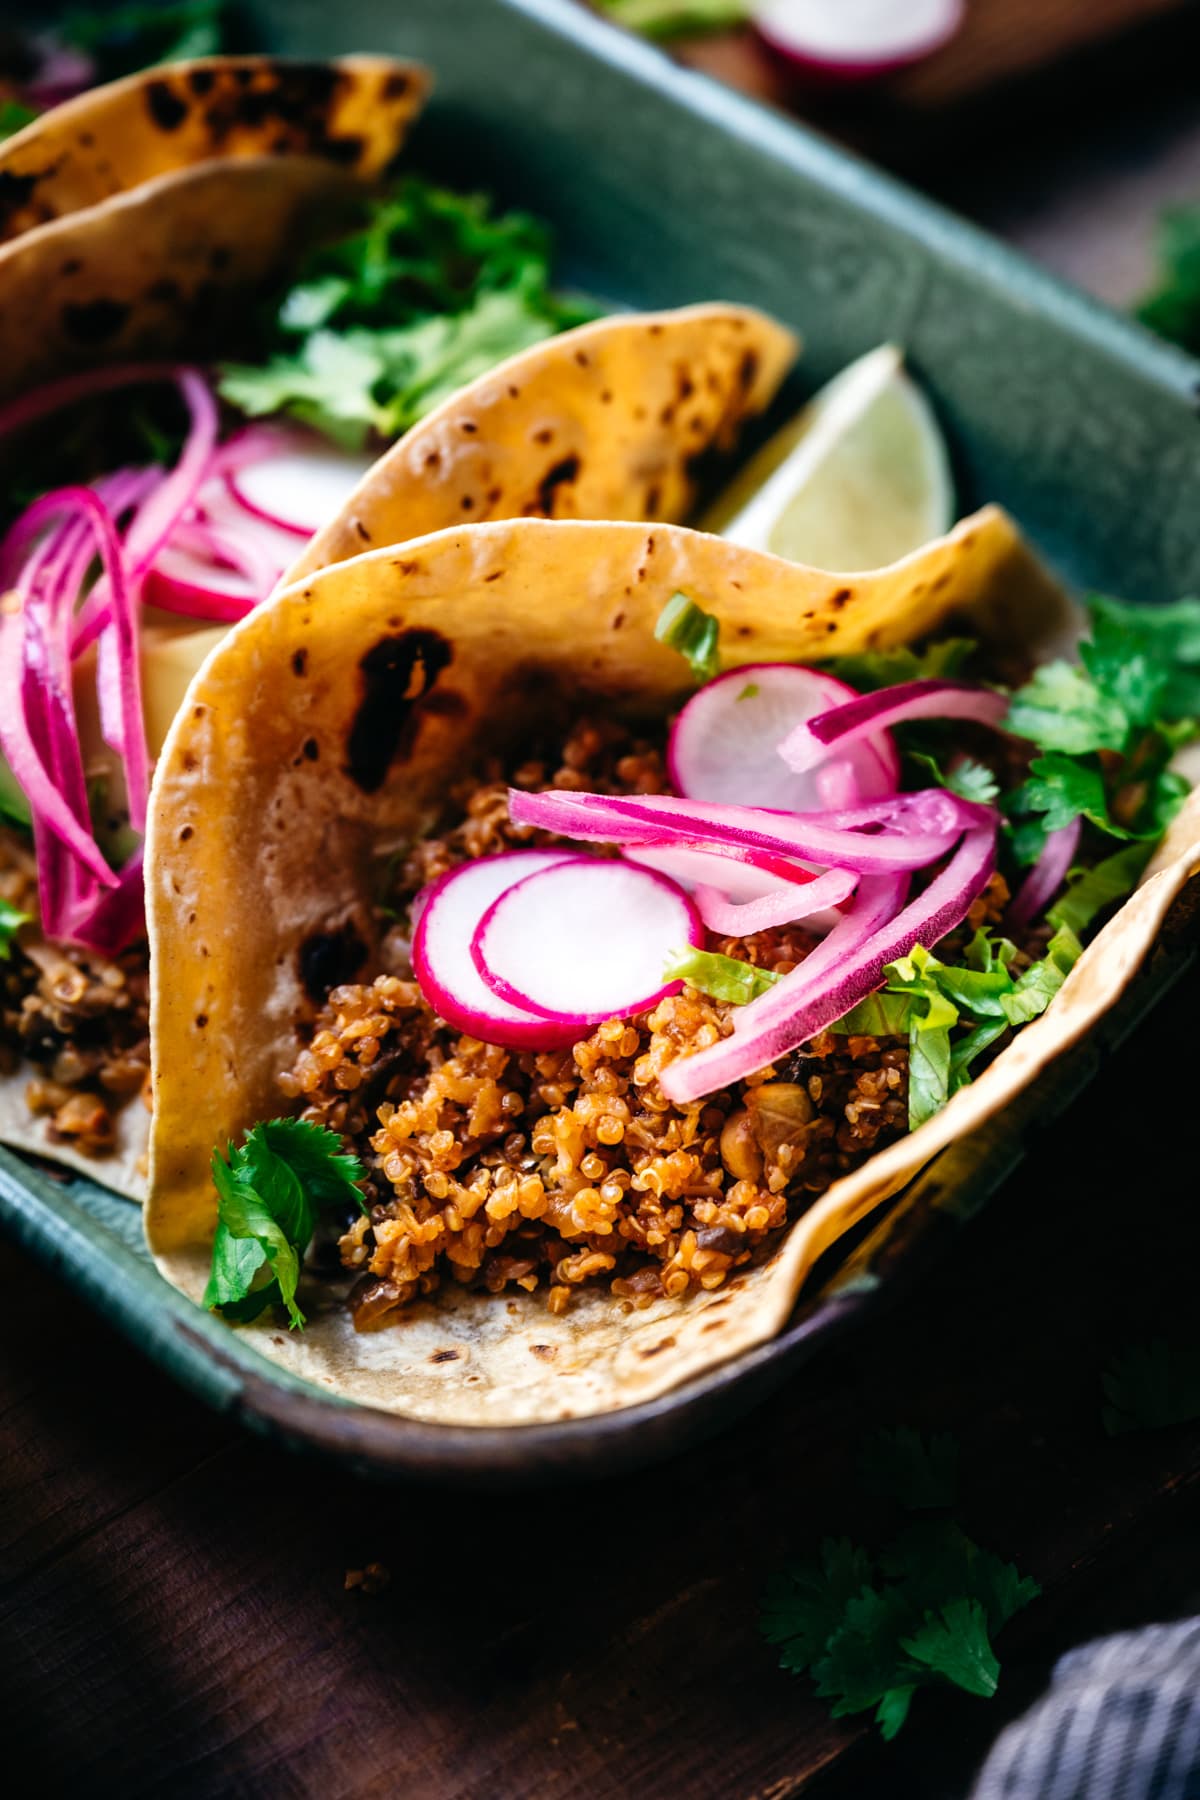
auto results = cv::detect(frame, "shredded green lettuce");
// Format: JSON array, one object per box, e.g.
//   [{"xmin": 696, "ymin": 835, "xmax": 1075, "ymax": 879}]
[
  {"xmin": 663, "ymin": 944, "xmax": 779, "ymax": 1005},
  {"xmin": 0, "ymin": 898, "xmax": 29, "ymax": 960},
  {"xmin": 1046, "ymin": 843, "xmax": 1152, "ymax": 936}
]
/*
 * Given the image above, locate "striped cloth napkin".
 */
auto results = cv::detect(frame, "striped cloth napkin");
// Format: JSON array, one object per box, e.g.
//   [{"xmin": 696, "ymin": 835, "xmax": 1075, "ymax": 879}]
[{"xmin": 972, "ymin": 1618, "xmax": 1200, "ymax": 1799}]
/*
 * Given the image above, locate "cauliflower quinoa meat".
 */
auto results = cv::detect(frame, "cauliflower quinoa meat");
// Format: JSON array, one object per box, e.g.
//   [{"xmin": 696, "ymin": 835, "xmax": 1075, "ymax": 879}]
[
  {"xmin": 0, "ymin": 827, "xmax": 151, "ymax": 1158},
  {"xmin": 278, "ymin": 715, "xmax": 1004, "ymax": 1326}
]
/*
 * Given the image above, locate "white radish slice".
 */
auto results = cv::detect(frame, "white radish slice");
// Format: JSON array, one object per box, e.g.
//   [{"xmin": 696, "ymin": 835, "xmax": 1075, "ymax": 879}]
[
  {"xmin": 754, "ymin": 0, "xmax": 963, "ymax": 80},
  {"xmin": 412, "ymin": 850, "xmax": 582, "ymax": 1049},
  {"xmin": 667, "ymin": 662, "xmax": 898, "ymax": 811},
  {"xmin": 227, "ymin": 444, "xmax": 374, "ymax": 538},
  {"xmin": 472, "ymin": 856, "xmax": 703, "ymax": 1026}
]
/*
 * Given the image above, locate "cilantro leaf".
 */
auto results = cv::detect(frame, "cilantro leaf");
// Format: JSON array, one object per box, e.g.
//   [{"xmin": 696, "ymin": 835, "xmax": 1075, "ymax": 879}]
[
  {"xmin": 908, "ymin": 751, "xmax": 1001, "ymax": 807},
  {"xmin": 0, "ymin": 897, "xmax": 29, "ymax": 961},
  {"xmin": 663, "ymin": 945, "xmax": 779, "ymax": 1005},
  {"xmin": 204, "ymin": 1120, "xmax": 366, "ymax": 1331},
  {"xmin": 857, "ymin": 1427, "xmax": 959, "ymax": 1510},
  {"xmin": 1008, "ymin": 752, "xmax": 1112, "ymax": 837},
  {"xmin": 0, "ymin": 100, "xmax": 38, "ymax": 141},
  {"xmin": 220, "ymin": 178, "xmax": 596, "ymax": 449},
  {"xmin": 1087, "ymin": 594, "xmax": 1200, "ymax": 723},
  {"xmin": 1047, "ymin": 843, "xmax": 1152, "ymax": 935},
  {"xmin": 824, "ymin": 639, "xmax": 976, "ymax": 694},
  {"xmin": 654, "ymin": 592, "xmax": 721, "ymax": 683},
  {"xmin": 1102, "ymin": 1339, "xmax": 1200, "ymax": 1435},
  {"xmin": 812, "ymin": 1585, "xmax": 923, "ymax": 1719},
  {"xmin": 761, "ymin": 1537, "xmax": 874, "ymax": 1671},
  {"xmin": 1005, "ymin": 661, "xmax": 1129, "ymax": 755},
  {"xmin": 901, "ymin": 1597, "xmax": 999, "ymax": 1699}
]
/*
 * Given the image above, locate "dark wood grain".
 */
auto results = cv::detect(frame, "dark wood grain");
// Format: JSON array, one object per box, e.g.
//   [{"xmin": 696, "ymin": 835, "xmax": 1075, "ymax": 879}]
[{"xmin": 4, "ymin": 957, "xmax": 1200, "ymax": 1799}]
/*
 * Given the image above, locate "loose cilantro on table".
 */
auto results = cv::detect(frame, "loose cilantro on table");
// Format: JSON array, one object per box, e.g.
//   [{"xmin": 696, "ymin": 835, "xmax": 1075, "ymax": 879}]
[
  {"xmin": 857, "ymin": 1425, "xmax": 959, "ymax": 1510},
  {"xmin": 654, "ymin": 591, "xmax": 722, "ymax": 683},
  {"xmin": 1101, "ymin": 1340, "xmax": 1200, "ymax": 1436},
  {"xmin": 220, "ymin": 180, "xmax": 597, "ymax": 450},
  {"xmin": 762, "ymin": 1435, "xmax": 1040, "ymax": 1739},
  {"xmin": 0, "ymin": 898, "xmax": 29, "ymax": 959},
  {"xmin": 204, "ymin": 1119, "xmax": 366, "ymax": 1330}
]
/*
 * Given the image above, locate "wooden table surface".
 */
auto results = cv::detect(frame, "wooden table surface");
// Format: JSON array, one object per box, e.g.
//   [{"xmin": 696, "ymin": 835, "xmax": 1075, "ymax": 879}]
[{"xmin": 6, "ymin": 9, "xmax": 1200, "ymax": 1797}]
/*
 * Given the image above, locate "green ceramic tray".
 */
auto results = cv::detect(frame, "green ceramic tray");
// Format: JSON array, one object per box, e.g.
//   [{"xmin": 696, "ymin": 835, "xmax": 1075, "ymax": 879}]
[{"xmin": 3, "ymin": 0, "xmax": 1200, "ymax": 1484}]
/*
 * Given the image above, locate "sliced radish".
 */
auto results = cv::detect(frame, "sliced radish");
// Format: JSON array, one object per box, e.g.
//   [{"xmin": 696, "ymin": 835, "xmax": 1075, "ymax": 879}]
[
  {"xmin": 754, "ymin": 0, "xmax": 964, "ymax": 83},
  {"xmin": 668, "ymin": 662, "xmax": 897, "ymax": 810},
  {"xmin": 472, "ymin": 856, "xmax": 702, "ymax": 1027},
  {"xmin": 227, "ymin": 442, "xmax": 373, "ymax": 538},
  {"xmin": 412, "ymin": 850, "xmax": 582, "ymax": 1049}
]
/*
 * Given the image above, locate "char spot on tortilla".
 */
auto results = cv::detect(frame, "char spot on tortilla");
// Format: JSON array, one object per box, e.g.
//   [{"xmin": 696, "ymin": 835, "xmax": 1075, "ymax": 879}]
[
  {"xmin": 383, "ymin": 70, "xmax": 412, "ymax": 98},
  {"xmin": 640, "ymin": 1335, "xmax": 677, "ymax": 1358},
  {"xmin": 354, "ymin": 519, "xmax": 371, "ymax": 542},
  {"xmin": 430, "ymin": 1348, "xmax": 459, "ymax": 1363},
  {"xmin": 461, "ymin": 495, "xmax": 474, "ymax": 511},
  {"xmin": 145, "ymin": 80, "xmax": 189, "ymax": 131},
  {"xmin": 291, "ymin": 648, "xmax": 307, "ymax": 676},
  {"xmin": 59, "ymin": 256, "xmax": 82, "ymax": 277},
  {"xmin": 0, "ymin": 169, "xmax": 40, "ymax": 232},
  {"xmin": 302, "ymin": 737, "xmax": 319, "ymax": 761},
  {"xmin": 574, "ymin": 349, "xmax": 590, "ymax": 367},
  {"xmin": 532, "ymin": 427, "xmax": 553, "ymax": 445},
  {"xmin": 345, "ymin": 628, "xmax": 452, "ymax": 792},
  {"xmin": 530, "ymin": 1343, "xmax": 556, "ymax": 1361},
  {"xmin": 737, "ymin": 349, "xmax": 759, "ymax": 392},
  {"xmin": 179, "ymin": 826, "xmax": 194, "ymax": 842},
  {"xmin": 534, "ymin": 454, "xmax": 581, "ymax": 515},
  {"xmin": 645, "ymin": 484, "xmax": 662, "ymax": 515},
  {"xmin": 612, "ymin": 611, "xmax": 626, "ymax": 629},
  {"xmin": 298, "ymin": 920, "xmax": 368, "ymax": 1004},
  {"xmin": 62, "ymin": 297, "xmax": 130, "ymax": 344},
  {"xmin": 507, "ymin": 384, "xmax": 520, "ymax": 399},
  {"xmin": 195, "ymin": 1014, "xmax": 208, "ymax": 1030},
  {"xmin": 485, "ymin": 570, "xmax": 503, "ymax": 583},
  {"xmin": 460, "ymin": 420, "xmax": 478, "ymax": 434},
  {"xmin": 188, "ymin": 69, "xmax": 216, "ymax": 96},
  {"xmin": 424, "ymin": 450, "xmax": 440, "ymax": 469},
  {"xmin": 830, "ymin": 587, "xmax": 852, "ymax": 610},
  {"xmin": 323, "ymin": 135, "xmax": 366, "ymax": 167}
]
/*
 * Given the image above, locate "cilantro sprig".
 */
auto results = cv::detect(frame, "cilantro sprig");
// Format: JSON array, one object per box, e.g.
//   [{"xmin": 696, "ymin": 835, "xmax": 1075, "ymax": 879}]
[
  {"xmin": 762, "ymin": 1432, "xmax": 1040, "ymax": 1739},
  {"xmin": 1102, "ymin": 1340, "xmax": 1200, "ymax": 1436},
  {"xmin": 204, "ymin": 1119, "xmax": 366, "ymax": 1330},
  {"xmin": 1003, "ymin": 597, "xmax": 1200, "ymax": 865},
  {"xmin": 220, "ymin": 180, "xmax": 597, "ymax": 450}
]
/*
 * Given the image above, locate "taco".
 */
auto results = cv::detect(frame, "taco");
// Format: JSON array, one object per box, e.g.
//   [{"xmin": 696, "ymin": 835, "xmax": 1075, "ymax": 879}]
[
  {"xmin": 0, "ymin": 62, "xmax": 798, "ymax": 1197},
  {"xmin": 0, "ymin": 58, "xmax": 430, "ymax": 401},
  {"xmin": 141, "ymin": 510, "xmax": 1200, "ymax": 1426}
]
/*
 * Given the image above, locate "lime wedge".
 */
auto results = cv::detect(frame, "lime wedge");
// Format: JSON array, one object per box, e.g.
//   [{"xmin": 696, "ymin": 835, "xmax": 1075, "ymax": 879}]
[{"xmin": 704, "ymin": 343, "xmax": 954, "ymax": 570}]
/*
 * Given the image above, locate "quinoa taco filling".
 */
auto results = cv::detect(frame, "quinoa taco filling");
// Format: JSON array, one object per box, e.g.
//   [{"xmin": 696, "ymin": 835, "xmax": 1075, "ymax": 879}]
[{"xmin": 219, "ymin": 586, "xmax": 1198, "ymax": 1333}]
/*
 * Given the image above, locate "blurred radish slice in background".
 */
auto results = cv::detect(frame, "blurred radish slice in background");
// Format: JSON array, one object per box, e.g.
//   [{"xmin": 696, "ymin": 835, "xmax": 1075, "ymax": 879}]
[{"xmin": 753, "ymin": 0, "xmax": 964, "ymax": 83}]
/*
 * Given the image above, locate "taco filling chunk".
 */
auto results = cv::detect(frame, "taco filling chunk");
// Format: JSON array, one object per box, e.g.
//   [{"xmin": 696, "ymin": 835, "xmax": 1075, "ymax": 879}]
[
  {"xmin": 0, "ymin": 59, "xmax": 797, "ymax": 1191},
  {"xmin": 143, "ymin": 515, "xmax": 1200, "ymax": 1388}
]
